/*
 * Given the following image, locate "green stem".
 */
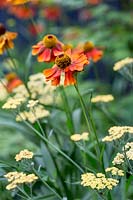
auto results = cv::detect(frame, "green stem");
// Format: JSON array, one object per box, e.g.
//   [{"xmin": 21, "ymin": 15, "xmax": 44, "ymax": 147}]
[
  {"xmin": 17, "ymin": 186, "xmax": 31, "ymax": 200},
  {"xmin": 19, "ymin": 116, "xmax": 84, "ymax": 173},
  {"xmin": 33, "ymin": 169, "xmax": 63, "ymax": 200},
  {"xmin": 60, "ymin": 86, "xmax": 74, "ymax": 134}
]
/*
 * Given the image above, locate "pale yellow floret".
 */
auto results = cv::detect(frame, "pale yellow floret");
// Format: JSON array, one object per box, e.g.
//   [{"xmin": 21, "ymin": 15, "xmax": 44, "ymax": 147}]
[
  {"xmin": 112, "ymin": 153, "xmax": 124, "ymax": 165},
  {"xmin": 2, "ymin": 97, "xmax": 26, "ymax": 109},
  {"xmin": 105, "ymin": 167, "xmax": 124, "ymax": 176},
  {"xmin": 70, "ymin": 132, "xmax": 89, "ymax": 142},
  {"xmin": 113, "ymin": 57, "xmax": 133, "ymax": 71},
  {"xmin": 5, "ymin": 171, "xmax": 38, "ymax": 190},
  {"xmin": 27, "ymin": 100, "xmax": 39, "ymax": 108},
  {"xmin": 16, "ymin": 105, "xmax": 50, "ymax": 123},
  {"xmin": 102, "ymin": 126, "xmax": 133, "ymax": 142},
  {"xmin": 91, "ymin": 94, "xmax": 114, "ymax": 103},
  {"xmin": 15, "ymin": 149, "xmax": 33, "ymax": 161},
  {"xmin": 81, "ymin": 172, "xmax": 119, "ymax": 190}
]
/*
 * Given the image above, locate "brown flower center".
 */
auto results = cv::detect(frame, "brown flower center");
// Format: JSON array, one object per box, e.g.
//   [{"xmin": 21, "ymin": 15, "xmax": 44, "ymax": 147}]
[
  {"xmin": 55, "ymin": 54, "xmax": 71, "ymax": 69},
  {"xmin": 43, "ymin": 34, "xmax": 57, "ymax": 48},
  {"xmin": 83, "ymin": 41, "xmax": 94, "ymax": 52},
  {"xmin": 0, "ymin": 23, "xmax": 6, "ymax": 36}
]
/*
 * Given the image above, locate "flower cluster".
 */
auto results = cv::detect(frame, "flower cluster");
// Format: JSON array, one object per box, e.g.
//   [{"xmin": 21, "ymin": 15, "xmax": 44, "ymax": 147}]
[
  {"xmin": 102, "ymin": 126, "xmax": 133, "ymax": 142},
  {"xmin": 112, "ymin": 153, "xmax": 124, "ymax": 165},
  {"xmin": 2, "ymin": 97, "xmax": 25, "ymax": 109},
  {"xmin": 81, "ymin": 172, "xmax": 119, "ymax": 190},
  {"xmin": 32, "ymin": 34, "xmax": 103, "ymax": 86},
  {"xmin": 70, "ymin": 132, "xmax": 89, "ymax": 142},
  {"xmin": 91, "ymin": 94, "xmax": 114, "ymax": 103},
  {"xmin": 4, "ymin": 172, "xmax": 38, "ymax": 190},
  {"xmin": 15, "ymin": 149, "xmax": 33, "ymax": 161},
  {"xmin": 16, "ymin": 104, "xmax": 50, "ymax": 123},
  {"xmin": 113, "ymin": 57, "xmax": 133, "ymax": 71},
  {"xmin": 105, "ymin": 167, "xmax": 124, "ymax": 176}
]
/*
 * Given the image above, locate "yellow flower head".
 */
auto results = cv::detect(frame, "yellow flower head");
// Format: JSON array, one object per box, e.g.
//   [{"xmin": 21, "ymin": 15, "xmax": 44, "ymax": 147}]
[
  {"xmin": 105, "ymin": 167, "xmax": 124, "ymax": 176},
  {"xmin": 15, "ymin": 149, "xmax": 33, "ymax": 161},
  {"xmin": 70, "ymin": 132, "xmax": 89, "ymax": 142},
  {"xmin": 91, "ymin": 94, "xmax": 114, "ymax": 103},
  {"xmin": 102, "ymin": 126, "xmax": 133, "ymax": 142}
]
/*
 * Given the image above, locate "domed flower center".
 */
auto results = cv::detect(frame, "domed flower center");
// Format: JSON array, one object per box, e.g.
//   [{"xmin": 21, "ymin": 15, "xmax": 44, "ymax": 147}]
[
  {"xmin": 55, "ymin": 54, "xmax": 71, "ymax": 69},
  {"xmin": 43, "ymin": 34, "xmax": 57, "ymax": 48},
  {"xmin": 0, "ymin": 24, "xmax": 6, "ymax": 36},
  {"xmin": 84, "ymin": 41, "xmax": 94, "ymax": 52},
  {"xmin": 5, "ymin": 73, "xmax": 17, "ymax": 81}
]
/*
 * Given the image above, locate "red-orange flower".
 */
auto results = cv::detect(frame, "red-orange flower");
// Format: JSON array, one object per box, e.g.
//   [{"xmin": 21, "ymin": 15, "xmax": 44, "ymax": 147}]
[
  {"xmin": 32, "ymin": 34, "xmax": 63, "ymax": 62},
  {"xmin": 0, "ymin": 23, "xmax": 17, "ymax": 55},
  {"xmin": 43, "ymin": 49, "xmax": 89, "ymax": 86},
  {"xmin": 8, "ymin": 5, "xmax": 34, "ymax": 19},
  {"xmin": 5, "ymin": 72, "xmax": 23, "ymax": 93},
  {"xmin": 43, "ymin": 6, "xmax": 61, "ymax": 21},
  {"xmin": 76, "ymin": 41, "xmax": 103, "ymax": 62}
]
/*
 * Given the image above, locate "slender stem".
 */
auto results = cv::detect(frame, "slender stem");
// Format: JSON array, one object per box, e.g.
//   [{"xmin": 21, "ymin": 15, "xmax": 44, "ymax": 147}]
[
  {"xmin": 60, "ymin": 86, "xmax": 74, "ymax": 134},
  {"xmin": 17, "ymin": 186, "xmax": 31, "ymax": 200},
  {"xmin": 18, "ymin": 115, "xmax": 84, "ymax": 173},
  {"xmin": 33, "ymin": 169, "xmax": 62, "ymax": 200},
  {"xmin": 6, "ymin": 49, "xmax": 18, "ymax": 72}
]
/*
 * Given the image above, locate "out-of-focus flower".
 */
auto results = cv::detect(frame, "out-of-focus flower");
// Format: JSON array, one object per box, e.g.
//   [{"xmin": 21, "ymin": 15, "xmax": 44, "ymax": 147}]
[
  {"xmin": 16, "ymin": 104, "xmax": 50, "ymax": 123},
  {"xmin": 8, "ymin": 5, "xmax": 34, "ymax": 19},
  {"xmin": 43, "ymin": 49, "xmax": 89, "ymax": 86},
  {"xmin": 28, "ymin": 23, "xmax": 44, "ymax": 36},
  {"xmin": 78, "ymin": 9, "xmax": 92, "ymax": 22},
  {"xmin": 0, "ymin": 0, "xmax": 8, "ymax": 8},
  {"xmin": 0, "ymin": 23, "xmax": 17, "ymax": 55},
  {"xmin": 76, "ymin": 41, "xmax": 103, "ymax": 62},
  {"xmin": 113, "ymin": 57, "xmax": 133, "ymax": 82},
  {"xmin": 105, "ymin": 167, "xmax": 124, "ymax": 176},
  {"xmin": 112, "ymin": 153, "xmax": 124, "ymax": 165},
  {"xmin": 32, "ymin": 34, "xmax": 63, "ymax": 62},
  {"xmin": 91, "ymin": 94, "xmax": 114, "ymax": 103},
  {"xmin": 27, "ymin": 100, "xmax": 38, "ymax": 108},
  {"xmin": 86, "ymin": 0, "xmax": 102, "ymax": 5},
  {"xmin": 5, "ymin": 171, "xmax": 38, "ymax": 190},
  {"xmin": 5, "ymin": 72, "xmax": 23, "ymax": 93},
  {"xmin": 102, "ymin": 126, "xmax": 133, "ymax": 142},
  {"xmin": 2, "ymin": 97, "xmax": 25, "ymax": 109},
  {"xmin": 7, "ymin": 0, "xmax": 30, "ymax": 5},
  {"xmin": 81, "ymin": 172, "xmax": 119, "ymax": 190},
  {"xmin": 63, "ymin": 44, "xmax": 73, "ymax": 51},
  {"xmin": 42, "ymin": 6, "xmax": 61, "ymax": 21},
  {"xmin": 70, "ymin": 132, "xmax": 89, "ymax": 141},
  {"xmin": 15, "ymin": 149, "xmax": 33, "ymax": 161}
]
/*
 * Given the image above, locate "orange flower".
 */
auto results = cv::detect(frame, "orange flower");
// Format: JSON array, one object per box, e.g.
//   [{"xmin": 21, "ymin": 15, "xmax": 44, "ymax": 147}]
[
  {"xmin": 0, "ymin": 23, "xmax": 17, "ymax": 55},
  {"xmin": 77, "ymin": 41, "xmax": 103, "ymax": 62},
  {"xmin": 43, "ymin": 6, "xmax": 61, "ymax": 21},
  {"xmin": 43, "ymin": 49, "xmax": 89, "ymax": 86},
  {"xmin": 5, "ymin": 72, "xmax": 23, "ymax": 92},
  {"xmin": 32, "ymin": 34, "xmax": 63, "ymax": 62},
  {"xmin": 7, "ymin": 0, "xmax": 30, "ymax": 5}
]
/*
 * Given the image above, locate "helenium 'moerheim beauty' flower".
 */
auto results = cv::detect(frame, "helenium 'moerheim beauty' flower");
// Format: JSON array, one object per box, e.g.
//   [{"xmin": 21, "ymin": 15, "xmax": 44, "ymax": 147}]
[
  {"xmin": 43, "ymin": 49, "xmax": 89, "ymax": 86},
  {"xmin": 0, "ymin": 23, "xmax": 17, "ymax": 55},
  {"xmin": 32, "ymin": 34, "xmax": 63, "ymax": 62},
  {"xmin": 76, "ymin": 41, "xmax": 103, "ymax": 62}
]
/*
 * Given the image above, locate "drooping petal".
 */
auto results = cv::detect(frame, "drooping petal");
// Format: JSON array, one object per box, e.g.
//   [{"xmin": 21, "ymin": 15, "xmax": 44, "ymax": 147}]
[
  {"xmin": 38, "ymin": 48, "xmax": 51, "ymax": 62},
  {"xmin": 64, "ymin": 71, "xmax": 76, "ymax": 86},
  {"xmin": 51, "ymin": 77, "xmax": 60, "ymax": 86}
]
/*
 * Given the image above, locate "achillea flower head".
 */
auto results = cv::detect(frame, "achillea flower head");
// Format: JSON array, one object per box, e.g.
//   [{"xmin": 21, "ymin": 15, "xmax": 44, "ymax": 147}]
[
  {"xmin": 91, "ymin": 94, "xmax": 114, "ymax": 103},
  {"xmin": 15, "ymin": 149, "xmax": 33, "ymax": 161},
  {"xmin": 70, "ymin": 132, "xmax": 89, "ymax": 142},
  {"xmin": 81, "ymin": 172, "xmax": 119, "ymax": 190},
  {"xmin": 7, "ymin": 0, "xmax": 30, "ymax": 5},
  {"xmin": 105, "ymin": 167, "xmax": 124, "ymax": 176},
  {"xmin": 32, "ymin": 34, "xmax": 63, "ymax": 62},
  {"xmin": 16, "ymin": 104, "xmax": 50, "ymax": 123},
  {"xmin": 27, "ymin": 100, "xmax": 39, "ymax": 108},
  {"xmin": 112, "ymin": 153, "xmax": 124, "ymax": 165},
  {"xmin": 43, "ymin": 49, "xmax": 89, "ymax": 86},
  {"xmin": 76, "ymin": 41, "xmax": 103, "ymax": 62},
  {"xmin": 102, "ymin": 126, "xmax": 133, "ymax": 142},
  {"xmin": 0, "ymin": 23, "xmax": 17, "ymax": 55},
  {"xmin": 113, "ymin": 57, "xmax": 133, "ymax": 82},
  {"xmin": 4, "ymin": 171, "xmax": 38, "ymax": 190},
  {"xmin": 2, "ymin": 97, "xmax": 25, "ymax": 109},
  {"xmin": 124, "ymin": 142, "xmax": 133, "ymax": 161}
]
